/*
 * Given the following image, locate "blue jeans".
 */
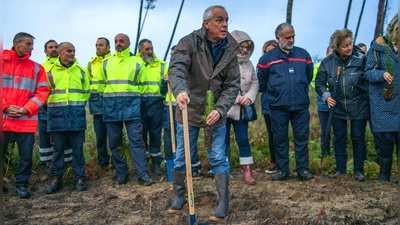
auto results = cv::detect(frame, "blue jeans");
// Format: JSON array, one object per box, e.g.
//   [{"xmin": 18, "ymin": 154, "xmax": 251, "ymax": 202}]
[
  {"xmin": 163, "ymin": 105, "xmax": 201, "ymax": 170},
  {"xmin": 225, "ymin": 117, "xmax": 252, "ymax": 162},
  {"xmin": 263, "ymin": 114, "xmax": 275, "ymax": 163},
  {"xmin": 106, "ymin": 120, "xmax": 150, "ymax": 179},
  {"xmin": 3, "ymin": 132, "xmax": 34, "ymax": 188},
  {"xmin": 50, "ymin": 131, "xmax": 86, "ymax": 181},
  {"xmin": 379, "ymin": 132, "xmax": 398, "ymax": 159},
  {"xmin": 332, "ymin": 118, "xmax": 367, "ymax": 174},
  {"xmin": 174, "ymin": 123, "xmax": 229, "ymax": 174},
  {"xmin": 270, "ymin": 108, "xmax": 310, "ymax": 174},
  {"xmin": 93, "ymin": 114, "xmax": 110, "ymax": 167}
]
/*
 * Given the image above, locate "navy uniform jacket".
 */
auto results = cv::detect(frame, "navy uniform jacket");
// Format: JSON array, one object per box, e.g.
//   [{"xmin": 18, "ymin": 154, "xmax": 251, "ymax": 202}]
[{"xmin": 257, "ymin": 46, "xmax": 313, "ymax": 111}]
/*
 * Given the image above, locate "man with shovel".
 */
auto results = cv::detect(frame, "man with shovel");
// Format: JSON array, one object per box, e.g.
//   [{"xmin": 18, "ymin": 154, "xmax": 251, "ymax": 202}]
[{"xmin": 167, "ymin": 5, "xmax": 240, "ymax": 222}]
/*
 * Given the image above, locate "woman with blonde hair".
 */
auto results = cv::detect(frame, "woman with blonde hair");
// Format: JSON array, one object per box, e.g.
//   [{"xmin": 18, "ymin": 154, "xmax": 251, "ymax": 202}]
[{"xmin": 315, "ymin": 29, "xmax": 369, "ymax": 181}]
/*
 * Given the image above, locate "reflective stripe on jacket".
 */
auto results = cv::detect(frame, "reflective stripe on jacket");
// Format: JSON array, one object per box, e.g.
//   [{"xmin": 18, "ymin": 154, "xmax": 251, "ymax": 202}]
[{"xmin": 3, "ymin": 49, "xmax": 50, "ymax": 133}]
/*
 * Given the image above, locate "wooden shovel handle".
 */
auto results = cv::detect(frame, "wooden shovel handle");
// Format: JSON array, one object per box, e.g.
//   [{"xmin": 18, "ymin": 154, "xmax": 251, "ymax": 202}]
[
  {"xmin": 167, "ymin": 83, "xmax": 176, "ymax": 153},
  {"xmin": 182, "ymin": 103, "xmax": 196, "ymax": 223}
]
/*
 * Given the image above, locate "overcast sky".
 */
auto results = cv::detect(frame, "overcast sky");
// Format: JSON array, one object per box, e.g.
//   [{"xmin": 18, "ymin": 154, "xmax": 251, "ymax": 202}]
[{"xmin": 3, "ymin": 0, "xmax": 398, "ymax": 66}]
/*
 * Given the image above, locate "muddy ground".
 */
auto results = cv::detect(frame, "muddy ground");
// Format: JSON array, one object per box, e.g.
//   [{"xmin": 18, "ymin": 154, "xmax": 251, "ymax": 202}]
[{"xmin": 3, "ymin": 167, "xmax": 398, "ymax": 225}]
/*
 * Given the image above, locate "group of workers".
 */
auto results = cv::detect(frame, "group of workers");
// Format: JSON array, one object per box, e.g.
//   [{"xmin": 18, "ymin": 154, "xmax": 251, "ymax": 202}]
[
  {"xmin": 3, "ymin": 4, "xmax": 398, "ymax": 222},
  {"xmin": 3, "ymin": 33, "xmax": 169, "ymax": 198}
]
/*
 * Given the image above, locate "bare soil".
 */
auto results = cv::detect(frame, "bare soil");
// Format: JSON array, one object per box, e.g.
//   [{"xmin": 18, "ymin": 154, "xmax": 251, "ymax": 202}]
[{"xmin": 3, "ymin": 168, "xmax": 398, "ymax": 225}]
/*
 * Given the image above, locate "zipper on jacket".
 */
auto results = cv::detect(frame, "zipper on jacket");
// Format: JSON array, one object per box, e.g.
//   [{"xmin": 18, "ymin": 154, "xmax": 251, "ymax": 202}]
[{"xmin": 341, "ymin": 61, "xmax": 349, "ymax": 119}]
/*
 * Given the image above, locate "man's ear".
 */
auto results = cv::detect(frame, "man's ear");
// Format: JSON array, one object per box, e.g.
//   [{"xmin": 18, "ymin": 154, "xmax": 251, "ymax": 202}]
[
  {"xmin": 275, "ymin": 36, "xmax": 280, "ymax": 42},
  {"xmin": 203, "ymin": 20, "xmax": 210, "ymax": 29}
]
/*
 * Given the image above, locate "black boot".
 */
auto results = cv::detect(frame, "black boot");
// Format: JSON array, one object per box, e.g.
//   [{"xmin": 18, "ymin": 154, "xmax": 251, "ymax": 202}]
[
  {"xmin": 209, "ymin": 173, "xmax": 230, "ymax": 222},
  {"xmin": 167, "ymin": 170, "xmax": 187, "ymax": 214},
  {"xmin": 45, "ymin": 176, "xmax": 62, "ymax": 194},
  {"xmin": 378, "ymin": 158, "xmax": 392, "ymax": 182},
  {"xmin": 153, "ymin": 164, "xmax": 163, "ymax": 176}
]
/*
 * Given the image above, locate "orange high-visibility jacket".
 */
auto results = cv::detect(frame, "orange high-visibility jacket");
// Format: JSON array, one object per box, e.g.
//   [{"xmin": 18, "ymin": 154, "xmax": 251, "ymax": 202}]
[{"xmin": 3, "ymin": 48, "xmax": 50, "ymax": 133}]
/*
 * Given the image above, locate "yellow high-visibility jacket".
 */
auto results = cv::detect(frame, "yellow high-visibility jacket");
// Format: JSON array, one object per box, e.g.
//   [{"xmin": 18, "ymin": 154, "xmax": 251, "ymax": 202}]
[
  {"xmin": 101, "ymin": 47, "xmax": 146, "ymax": 122},
  {"xmin": 85, "ymin": 52, "xmax": 111, "ymax": 115},
  {"xmin": 46, "ymin": 58, "xmax": 89, "ymax": 132}
]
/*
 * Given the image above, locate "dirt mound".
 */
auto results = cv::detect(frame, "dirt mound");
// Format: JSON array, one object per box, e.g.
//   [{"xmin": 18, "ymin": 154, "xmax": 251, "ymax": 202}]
[{"xmin": 3, "ymin": 168, "xmax": 398, "ymax": 224}]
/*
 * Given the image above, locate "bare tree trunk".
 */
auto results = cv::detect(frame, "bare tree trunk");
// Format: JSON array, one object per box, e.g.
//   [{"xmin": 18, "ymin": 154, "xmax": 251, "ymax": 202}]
[
  {"xmin": 286, "ymin": 0, "xmax": 293, "ymax": 24},
  {"xmin": 344, "ymin": 0, "xmax": 353, "ymax": 28},
  {"xmin": 382, "ymin": 0, "xmax": 389, "ymax": 35},
  {"xmin": 374, "ymin": 0, "xmax": 386, "ymax": 40},
  {"xmin": 353, "ymin": 0, "xmax": 366, "ymax": 44},
  {"xmin": 134, "ymin": 0, "xmax": 144, "ymax": 55}
]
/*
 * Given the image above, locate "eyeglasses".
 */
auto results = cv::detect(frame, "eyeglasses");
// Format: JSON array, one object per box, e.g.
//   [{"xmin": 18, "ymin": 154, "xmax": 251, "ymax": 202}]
[
  {"xmin": 239, "ymin": 45, "xmax": 249, "ymax": 51},
  {"xmin": 215, "ymin": 18, "xmax": 231, "ymax": 25}
]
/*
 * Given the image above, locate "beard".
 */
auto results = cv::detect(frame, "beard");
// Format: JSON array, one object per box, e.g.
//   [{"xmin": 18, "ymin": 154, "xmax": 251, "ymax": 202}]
[
  {"xmin": 143, "ymin": 54, "xmax": 154, "ymax": 63},
  {"xmin": 279, "ymin": 42, "xmax": 294, "ymax": 51},
  {"xmin": 50, "ymin": 51, "xmax": 58, "ymax": 58}
]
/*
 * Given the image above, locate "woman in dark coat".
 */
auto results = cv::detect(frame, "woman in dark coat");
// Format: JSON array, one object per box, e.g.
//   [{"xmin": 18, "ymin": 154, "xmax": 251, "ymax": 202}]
[
  {"xmin": 315, "ymin": 29, "xmax": 369, "ymax": 182},
  {"xmin": 365, "ymin": 14, "xmax": 398, "ymax": 182}
]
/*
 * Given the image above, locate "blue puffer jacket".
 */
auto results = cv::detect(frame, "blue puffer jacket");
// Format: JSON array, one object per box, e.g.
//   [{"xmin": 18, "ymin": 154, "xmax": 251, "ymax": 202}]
[
  {"xmin": 315, "ymin": 46, "xmax": 369, "ymax": 120},
  {"xmin": 365, "ymin": 37, "xmax": 398, "ymax": 132},
  {"xmin": 257, "ymin": 46, "xmax": 313, "ymax": 112}
]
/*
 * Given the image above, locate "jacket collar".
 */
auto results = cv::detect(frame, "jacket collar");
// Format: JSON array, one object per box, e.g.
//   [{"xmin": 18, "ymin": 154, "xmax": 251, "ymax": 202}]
[
  {"xmin": 194, "ymin": 26, "xmax": 240, "ymax": 57},
  {"xmin": 91, "ymin": 52, "xmax": 112, "ymax": 63},
  {"xmin": 55, "ymin": 57, "xmax": 79, "ymax": 69},
  {"xmin": 9, "ymin": 48, "xmax": 31, "ymax": 60},
  {"xmin": 115, "ymin": 47, "xmax": 132, "ymax": 58},
  {"xmin": 193, "ymin": 26, "xmax": 239, "ymax": 77},
  {"xmin": 46, "ymin": 56, "xmax": 59, "ymax": 64}
]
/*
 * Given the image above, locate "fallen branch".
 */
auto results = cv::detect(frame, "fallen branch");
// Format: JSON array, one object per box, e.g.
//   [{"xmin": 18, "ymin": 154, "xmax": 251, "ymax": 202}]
[
  {"xmin": 315, "ymin": 205, "xmax": 325, "ymax": 225},
  {"xmin": 149, "ymin": 200, "xmax": 152, "ymax": 218}
]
